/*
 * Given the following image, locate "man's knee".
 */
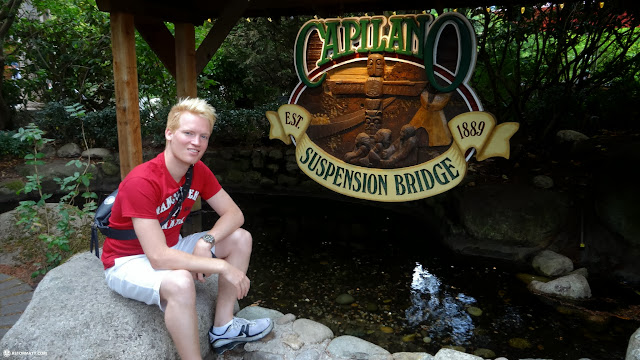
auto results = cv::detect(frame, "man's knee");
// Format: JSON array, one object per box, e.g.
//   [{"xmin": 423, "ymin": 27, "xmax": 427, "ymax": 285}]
[
  {"xmin": 236, "ymin": 228, "xmax": 252, "ymax": 251},
  {"xmin": 160, "ymin": 270, "xmax": 196, "ymax": 304}
]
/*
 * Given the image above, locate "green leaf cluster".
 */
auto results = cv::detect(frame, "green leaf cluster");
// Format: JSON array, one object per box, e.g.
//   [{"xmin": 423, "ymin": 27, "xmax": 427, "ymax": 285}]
[
  {"xmin": 11, "ymin": 106, "xmax": 97, "ymax": 278},
  {"xmin": 469, "ymin": 3, "xmax": 640, "ymax": 140}
]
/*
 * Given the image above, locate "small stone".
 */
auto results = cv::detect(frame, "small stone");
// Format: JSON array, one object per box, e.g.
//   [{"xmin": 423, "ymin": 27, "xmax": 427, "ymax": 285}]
[
  {"xmin": 401, "ymin": 333, "xmax": 416, "ymax": 342},
  {"xmin": 380, "ymin": 326, "xmax": 394, "ymax": 334},
  {"xmin": 276, "ymin": 313, "xmax": 296, "ymax": 325},
  {"xmin": 508, "ymin": 337, "xmax": 532, "ymax": 349},
  {"xmin": 335, "ymin": 293, "xmax": 355, "ymax": 305},
  {"xmin": 282, "ymin": 332, "xmax": 303, "ymax": 350},
  {"xmin": 422, "ymin": 336, "xmax": 431, "ymax": 343},
  {"xmin": 532, "ymin": 175, "xmax": 554, "ymax": 189},
  {"xmin": 474, "ymin": 348, "xmax": 496, "ymax": 358},
  {"xmin": 365, "ymin": 302, "xmax": 378, "ymax": 312},
  {"xmin": 466, "ymin": 306, "xmax": 483, "ymax": 317}
]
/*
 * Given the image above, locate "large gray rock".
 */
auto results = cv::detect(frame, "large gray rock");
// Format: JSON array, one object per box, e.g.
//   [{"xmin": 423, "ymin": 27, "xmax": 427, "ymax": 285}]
[
  {"xmin": 392, "ymin": 353, "xmax": 434, "ymax": 360},
  {"xmin": 595, "ymin": 179, "xmax": 640, "ymax": 247},
  {"xmin": 446, "ymin": 184, "xmax": 570, "ymax": 261},
  {"xmin": 292, "ymin": 319, "xmax": 333, "ymax": 344},
  {"xmin": 528, "ymin": 273, "xmax": 592, "ymax": 300},
  {"xmin": 627, "ymin": 327, "xmax": 640, "ymax": 360},
  {"xmin": 323, "ymin": 335, "xmax": 392, "ymax": 360},
  {"xmin": 0, "ymin": 252, "xmax": 227, "ymax": 359},
  {"xmin": 532, "ymin": 250, "xmax": 574, "ymax": 277},
  {"xmin": 241, "ymin": 313, "xmax": 330, "ymax": 360},
  {"xmin": 433, "ymin": 348, "xmax": 482, "ymax": 359},
  {"xmin": 56, "ymin": 143, "xmax": 82, "ymax": 158},
  {"xmin": 81, "ymin": 147, "xmax": 112, "ymax": 160},
  {"xmin": 16, "ymin": 159, "xmax": 99, "ymax": 195},
  {"xmin": 556, "ymin": 129, "xmax": 588, "ymax": 145}
]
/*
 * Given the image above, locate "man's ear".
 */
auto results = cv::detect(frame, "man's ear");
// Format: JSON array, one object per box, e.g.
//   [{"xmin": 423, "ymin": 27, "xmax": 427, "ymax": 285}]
[{"xmin": 165, "ymin": 128, "xmax": 173, "ymax": 141}]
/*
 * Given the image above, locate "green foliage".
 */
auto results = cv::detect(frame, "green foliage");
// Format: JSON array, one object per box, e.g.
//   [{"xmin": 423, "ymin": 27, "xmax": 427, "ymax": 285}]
[
  {"xmin": 141, "ymin": 105, "xmax": 171, "ymax": 147},
  {"xmin": 212, "ymin": 103, "xmax": 275, "ymax": 146},
  {"xmin": 198, "ymin": 16, "xmax": 310, "ymax": 108},
  {"xmin": 12, "ymin": 108, "xmax": 96, "ymax": 278},
  {"xmin": 31, "ymin": 101, "xmax": 123, "ymax": 149},
  {"xmin": 3, "ymin": 179, "xmax": 24, "ymax": 192},
  {"xmin": 470, "ymin": 3, "xmax": 640, "ymax": 141},
  {"xmin": 0, "ymin": 129, "xmax": 29, "ymax": 157},
  {"xmin": 8, "ymin": 0, "xmax": 114, "ymax": 112}
]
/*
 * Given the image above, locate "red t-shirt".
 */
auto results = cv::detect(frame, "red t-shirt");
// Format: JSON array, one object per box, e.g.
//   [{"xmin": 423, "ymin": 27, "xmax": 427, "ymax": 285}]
[{"xmin": 101, "ymin": 152, "xmax": 221, "ymax": 269}]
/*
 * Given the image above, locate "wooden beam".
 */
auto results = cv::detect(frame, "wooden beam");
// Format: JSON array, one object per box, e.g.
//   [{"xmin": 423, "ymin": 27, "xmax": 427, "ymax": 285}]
[
  {"xmin": 174, "ymin": 22, "xmax": 199, "ymax": 210},
  {"xmin": 110, "ymin": 12, "xmax": 143, "ymax": 179},
  {"xmin": 134, "ymin": 17, "xmax": 177, "ymax": 78},
  {"xmin": 195, "ymin": 1, "xmax": 250, "ymax": 74},
  {"xmin": 174, "ymin": 23, "xmax": 197, "ymax": 98}
]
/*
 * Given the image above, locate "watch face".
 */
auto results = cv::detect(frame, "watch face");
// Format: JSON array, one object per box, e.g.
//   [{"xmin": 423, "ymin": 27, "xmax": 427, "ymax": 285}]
[{"xmin": 203, "ymin": 234, "xmax": 214, "ymax": 243}]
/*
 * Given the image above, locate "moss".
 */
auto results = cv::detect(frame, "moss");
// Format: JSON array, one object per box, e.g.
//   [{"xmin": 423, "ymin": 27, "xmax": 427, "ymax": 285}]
[{"xmin": 3, "ymin": 179, "xmax": 24, "ymax": 192}]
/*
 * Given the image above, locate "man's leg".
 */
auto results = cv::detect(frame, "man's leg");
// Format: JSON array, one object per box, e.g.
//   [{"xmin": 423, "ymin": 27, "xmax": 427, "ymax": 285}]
[
  {"xmin": 211, "ymin": 228, "xmax": 252, "ymax": 326},
  {"xmin": 104, "ymin": 252, "xmax": 204, "ymax": 359},
  {"xmin": 207, "ymin": 228, "xmax": 273, "ymax": 355},
  {"xmin": 160, "ymin": 269, "xmax": 201, "ymax": 360}
]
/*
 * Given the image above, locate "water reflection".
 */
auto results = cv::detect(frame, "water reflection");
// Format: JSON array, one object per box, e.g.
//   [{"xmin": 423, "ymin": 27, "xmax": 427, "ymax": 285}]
[{"xmin": 405, "ymin": 263, "xmax": 476, "ymax": 344}]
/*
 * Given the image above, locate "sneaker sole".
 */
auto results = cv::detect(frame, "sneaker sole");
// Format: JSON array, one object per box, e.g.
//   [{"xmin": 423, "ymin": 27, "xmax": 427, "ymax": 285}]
[{"xmin": 211, "ymin": 320, "xmax": 274, "ymax": 354}]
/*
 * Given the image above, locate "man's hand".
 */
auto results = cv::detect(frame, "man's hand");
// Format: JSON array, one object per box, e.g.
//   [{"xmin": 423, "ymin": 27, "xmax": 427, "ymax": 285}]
[
  {"xmin": 221, "ymin": 261, "xmax": 251, "ymax": 299},
  {"xmin": 193, "ymin": 238, "xmax": 214, "ymax": 283}
]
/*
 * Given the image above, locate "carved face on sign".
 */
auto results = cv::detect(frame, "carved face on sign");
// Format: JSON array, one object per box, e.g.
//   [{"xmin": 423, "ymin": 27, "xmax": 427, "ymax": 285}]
[
  {"xmin": 365, "ymin": 109, "xmax": 383, "ymax": 134},
  {"xmin": 367, "ymin": 54, "xmax": 385, "ymax": 77}
]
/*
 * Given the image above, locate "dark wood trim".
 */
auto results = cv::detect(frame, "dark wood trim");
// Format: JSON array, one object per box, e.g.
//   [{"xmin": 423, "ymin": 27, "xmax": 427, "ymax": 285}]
[
  {"xmin": 195, "ymin": 2, "xmax": 250, "ymax": 75},
  {"xmin": 134, "ymin": 17, "xmax": 177, "ymax": 79}
]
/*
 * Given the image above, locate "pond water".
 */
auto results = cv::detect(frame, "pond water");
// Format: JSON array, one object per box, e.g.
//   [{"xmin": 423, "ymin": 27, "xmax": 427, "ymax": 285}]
[{"xmin": 189, "ymin": 192, "xmax": 639, "ymax": 359}]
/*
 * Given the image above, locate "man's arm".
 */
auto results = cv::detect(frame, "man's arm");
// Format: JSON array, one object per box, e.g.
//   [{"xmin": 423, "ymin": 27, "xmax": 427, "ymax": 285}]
[
  {"xmin": 199, "ymin": 189, "xmax": 244, "ymax": 247},
  {"xmin": 133, "ymin": 217, "xmax": 250, "ymax": 298}
]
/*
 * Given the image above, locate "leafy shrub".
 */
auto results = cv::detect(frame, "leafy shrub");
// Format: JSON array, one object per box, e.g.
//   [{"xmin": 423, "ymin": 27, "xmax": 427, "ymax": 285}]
[
  {"xmin": 141, "ymin": 105, "xmax": 170, "ymax": 148},
  {"xmin": 0, "ymin": 130, "xmax": 29, "ymax": 158},
  {"xmin": 28, "ymin": 100, "xmax": 278, "ymax": 150},
  {"xmin": 31, "ymin": 102, "xmax": 76, "ymax": 145},
  {"xmin": 212, "ymin": 103, "xmax": 275, "ymax": 146},
  {"xmin": 585, "ymin": 78, "xmax": 640, "ymax": 132},
  {"xmin": 82, "ymin": 106, "xmax": 119, "ymax": 149}
]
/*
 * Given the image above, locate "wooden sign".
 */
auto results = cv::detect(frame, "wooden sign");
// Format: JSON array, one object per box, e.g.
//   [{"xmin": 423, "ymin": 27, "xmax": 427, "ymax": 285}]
[{"xmin": 267, "ymin": 12, "xmax": 518, "ymax": 202}]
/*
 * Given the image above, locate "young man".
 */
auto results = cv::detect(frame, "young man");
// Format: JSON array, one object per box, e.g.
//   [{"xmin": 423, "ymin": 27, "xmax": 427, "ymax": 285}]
[{"xmin": 101, "ymin": 98, "xmax": 273, "ymax": 359}]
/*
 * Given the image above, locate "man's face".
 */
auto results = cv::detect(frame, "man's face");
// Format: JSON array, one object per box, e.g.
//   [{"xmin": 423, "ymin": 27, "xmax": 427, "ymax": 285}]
[{"xmin": 165, "ymin": 112, "xmax": 211, "ymax": 165}]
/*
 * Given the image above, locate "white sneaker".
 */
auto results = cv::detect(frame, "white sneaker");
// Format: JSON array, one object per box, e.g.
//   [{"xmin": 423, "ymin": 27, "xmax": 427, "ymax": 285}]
[{"xmin": 208, "ymin": 317, "xmax": 274, "ymax": 354}]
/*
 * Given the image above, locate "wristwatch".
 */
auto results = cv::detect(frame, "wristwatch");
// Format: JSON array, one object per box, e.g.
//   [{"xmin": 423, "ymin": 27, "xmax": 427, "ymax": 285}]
[{"xmin": 202, "ymin": 234, "xmax": 215, "ymax": 245}]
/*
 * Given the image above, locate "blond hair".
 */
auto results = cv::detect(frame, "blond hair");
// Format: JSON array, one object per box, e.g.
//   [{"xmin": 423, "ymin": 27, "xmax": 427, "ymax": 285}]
[{"xmin": 166, "ymin": 97, "xmax": 217, "ymax": 133}]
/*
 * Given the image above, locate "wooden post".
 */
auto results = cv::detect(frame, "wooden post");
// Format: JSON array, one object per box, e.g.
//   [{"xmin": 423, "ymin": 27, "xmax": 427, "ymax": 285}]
[
  {"xmin": 174, "ymin": 23, "xmax": 197, "ymax": 99},
  {"xmin": 174, "ymin": 22, "xmax": 202, "ymax": 212},
  {"xmin": 111, "ymin": 12, "xmax": 143, "ymax": 179}
]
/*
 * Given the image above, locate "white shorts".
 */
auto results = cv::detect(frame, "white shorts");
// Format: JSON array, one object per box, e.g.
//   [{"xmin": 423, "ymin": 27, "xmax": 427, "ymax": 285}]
[{"xmin": 104, "ymin": 231, "xmax": 214, "ymax": 311}]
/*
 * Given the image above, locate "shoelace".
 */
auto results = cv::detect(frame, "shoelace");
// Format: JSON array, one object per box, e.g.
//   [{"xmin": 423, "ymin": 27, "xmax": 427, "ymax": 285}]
[{"xmin": 230, "ymin": 318, "xmax": 256, "ymax": 329}]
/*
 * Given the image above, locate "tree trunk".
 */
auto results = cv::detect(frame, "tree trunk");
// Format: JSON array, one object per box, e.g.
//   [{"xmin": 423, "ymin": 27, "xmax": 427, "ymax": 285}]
[
  {"xmin": 0, "ymin": 84, "xmax": 11, "ymax": 130},
  {"xmin": 0, "ymin": 0, "xmax": 25, "ymax": 129}
]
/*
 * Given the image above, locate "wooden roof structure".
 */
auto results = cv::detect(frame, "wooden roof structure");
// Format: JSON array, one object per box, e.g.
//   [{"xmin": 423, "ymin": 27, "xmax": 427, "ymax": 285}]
[{"xmin": 94, "ymin": 0, "xmax": 639, "ymax": 178}]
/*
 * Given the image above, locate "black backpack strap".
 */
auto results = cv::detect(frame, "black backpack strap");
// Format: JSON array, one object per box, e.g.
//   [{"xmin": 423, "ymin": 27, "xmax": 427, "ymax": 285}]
[
  {"xmin": 91, "ymin": 224, "xmax": 100, "ymax": 258},
  {"xmin": 158, "ymin": 165, "xmax": 194, "ymax": 227}
]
